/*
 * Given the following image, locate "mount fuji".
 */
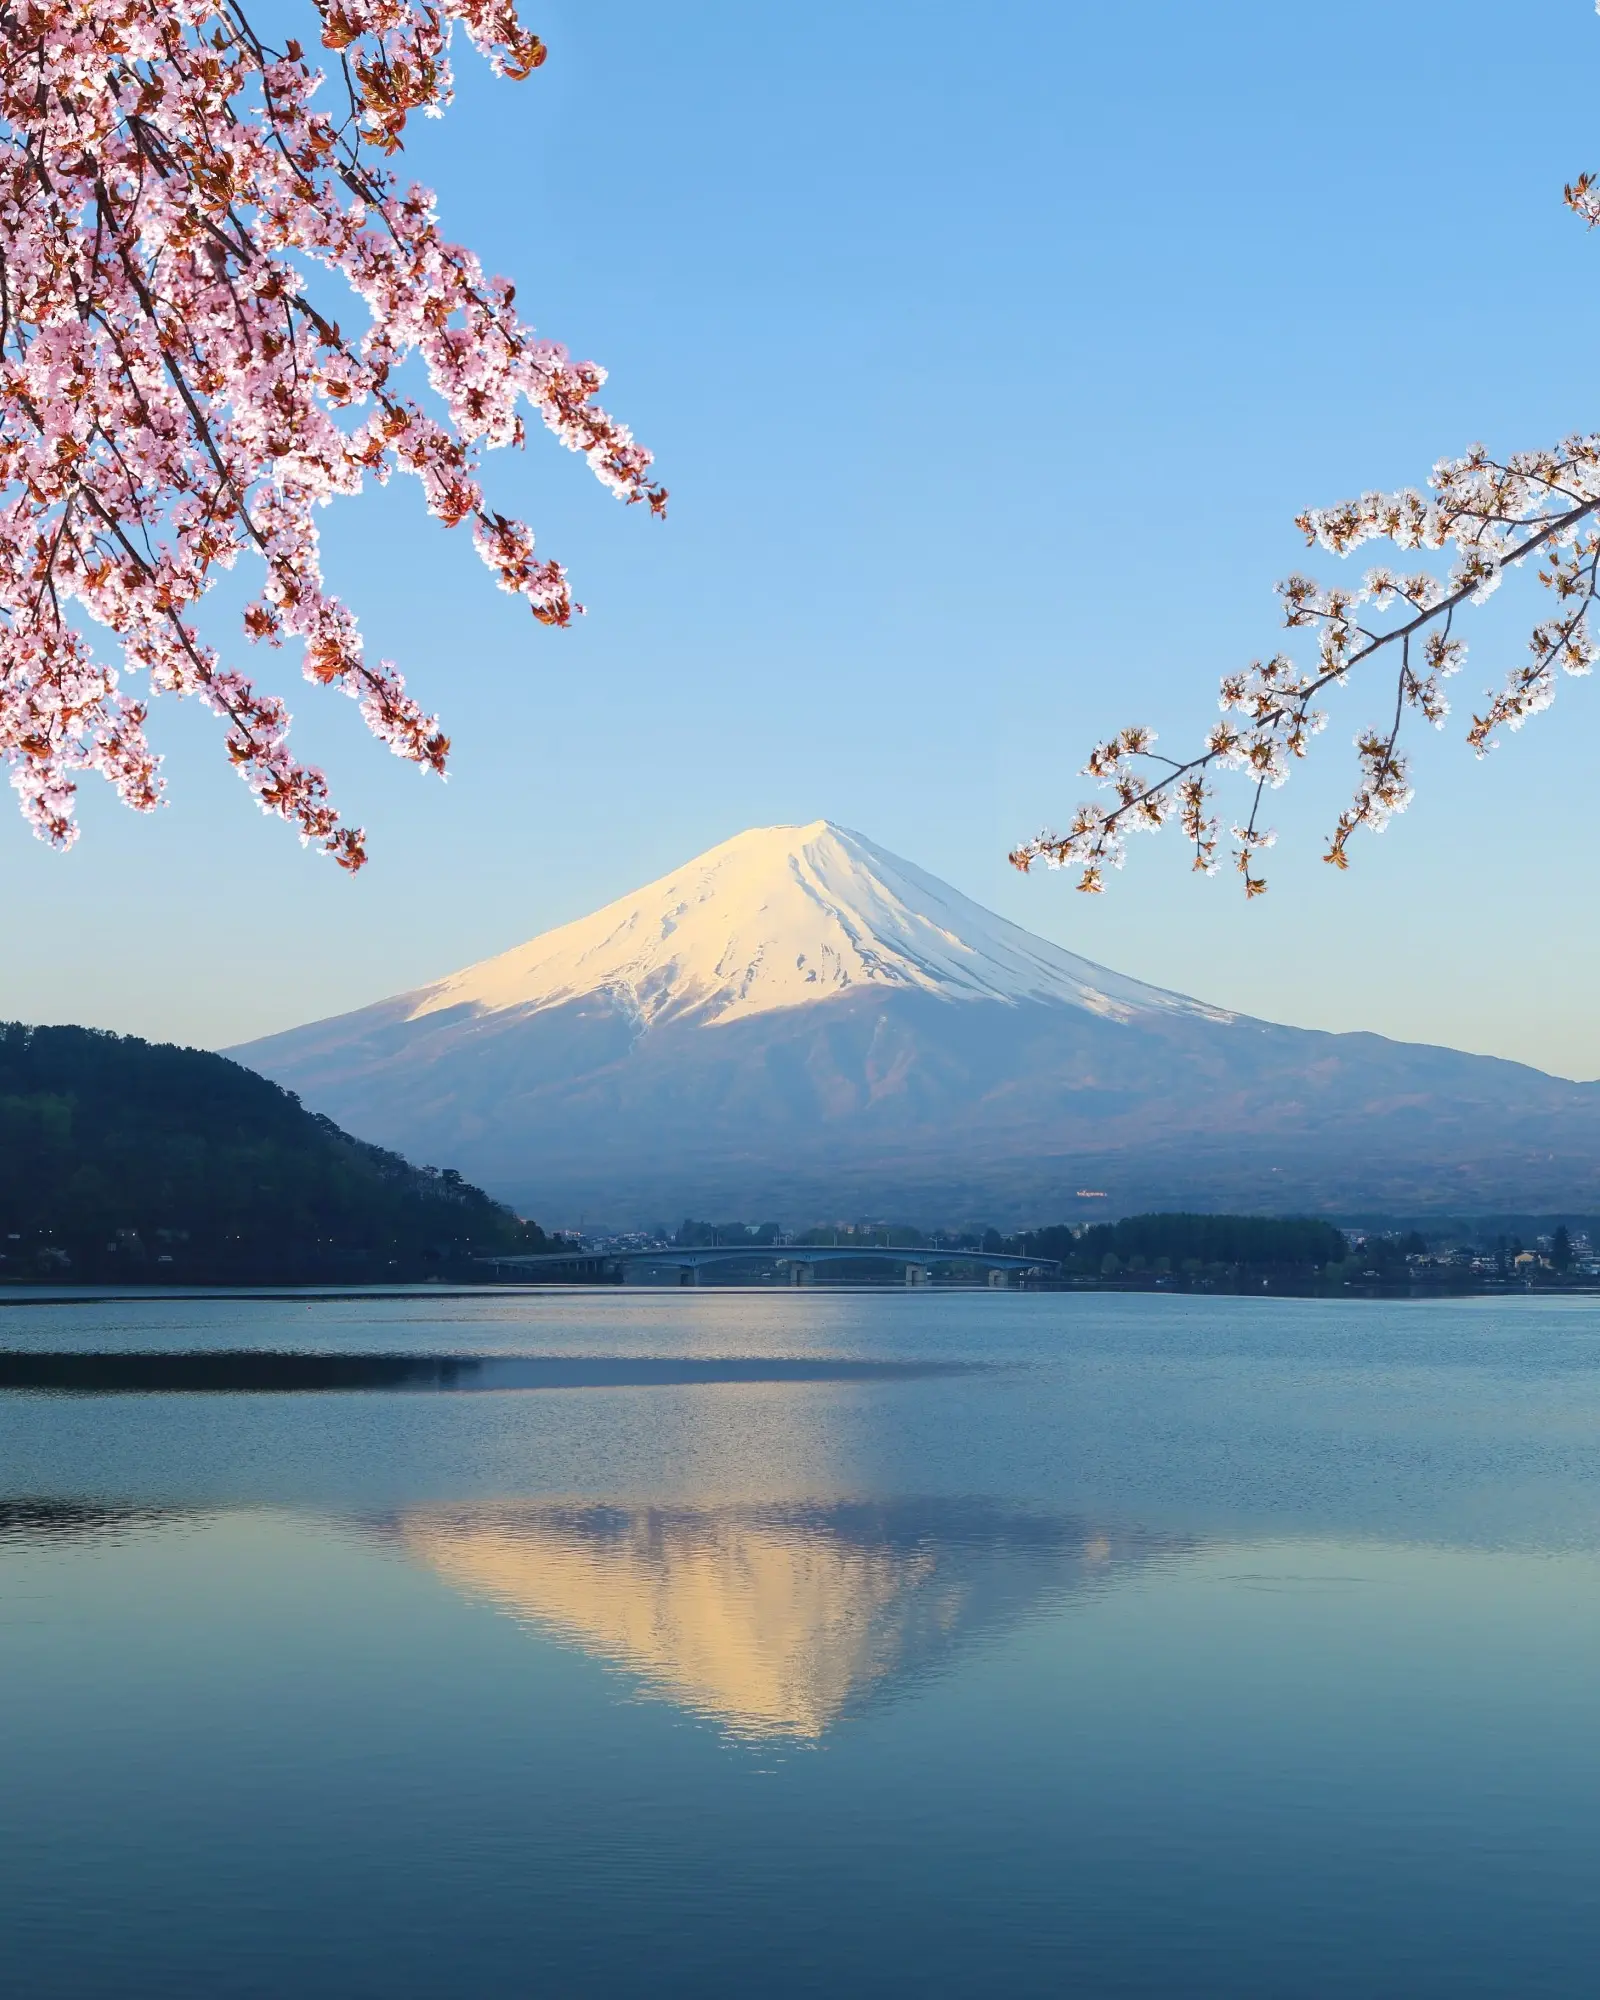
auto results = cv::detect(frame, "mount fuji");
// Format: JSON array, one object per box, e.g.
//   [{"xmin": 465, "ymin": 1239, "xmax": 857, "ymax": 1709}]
[{"xmin": 233, "ymin": 821, "xmax": 1600, "ymax": 1225}]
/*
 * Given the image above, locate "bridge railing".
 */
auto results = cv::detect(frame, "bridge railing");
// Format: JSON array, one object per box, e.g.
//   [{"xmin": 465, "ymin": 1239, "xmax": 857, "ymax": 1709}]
[{"xmin": 475, "ymin": 1244, "xmax": 1061, "ymax": 1278}]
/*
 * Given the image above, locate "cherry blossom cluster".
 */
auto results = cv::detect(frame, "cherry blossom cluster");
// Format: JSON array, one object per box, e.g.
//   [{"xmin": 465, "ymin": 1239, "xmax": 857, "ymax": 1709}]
[
  {"xmin": 0, "ymin": 0, "xmax": 663, "ymax": 865},
  {"xmin": 1014, "ymin": 171, "xmax": 1600, "ymax": 894}
]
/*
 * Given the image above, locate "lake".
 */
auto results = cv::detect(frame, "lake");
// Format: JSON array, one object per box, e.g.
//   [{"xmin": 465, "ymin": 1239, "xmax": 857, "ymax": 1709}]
[{"xmin": 3, "ymin": 1287, "xmax": 1598, "ymax": 1998}]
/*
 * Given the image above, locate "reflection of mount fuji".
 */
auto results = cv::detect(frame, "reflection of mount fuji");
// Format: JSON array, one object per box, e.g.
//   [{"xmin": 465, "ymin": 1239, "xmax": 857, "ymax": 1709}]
[{"xmin": 399, "ymin": 1500, "xmax": 1192, "ymax": 1740}]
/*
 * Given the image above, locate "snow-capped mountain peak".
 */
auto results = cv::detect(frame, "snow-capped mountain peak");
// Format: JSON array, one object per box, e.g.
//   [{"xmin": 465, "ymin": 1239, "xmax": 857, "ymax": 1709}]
[
  {"xmin": 403, "ymin": 820, "xmax": 1231, "ymax": 1029},
  {"xmin": 234, "ymin": 818, "xmax": 1600, "ymax": 1227}
]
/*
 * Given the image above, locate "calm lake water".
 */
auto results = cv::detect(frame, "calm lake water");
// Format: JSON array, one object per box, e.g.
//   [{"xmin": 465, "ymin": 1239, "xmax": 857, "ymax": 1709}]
[{"xmin": 3, "ymin": 1287, "xmax": 1599, "ymax": 1998}]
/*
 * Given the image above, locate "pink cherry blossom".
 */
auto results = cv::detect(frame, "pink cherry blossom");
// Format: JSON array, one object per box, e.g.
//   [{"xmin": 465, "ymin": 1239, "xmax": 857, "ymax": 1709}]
[{"xmin": 0, "ymin": 0, "xmax": 663, "ymax": 867}]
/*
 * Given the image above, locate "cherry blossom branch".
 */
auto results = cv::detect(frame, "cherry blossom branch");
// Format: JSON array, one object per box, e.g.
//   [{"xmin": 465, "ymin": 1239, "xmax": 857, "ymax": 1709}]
[
  {"xmin": 0, "ymin": 0, "xmax": 663, "ymax": 865},
  {"xmin": 1013, "ymin": 151, "xmax": 1600, "ymax": 895}
]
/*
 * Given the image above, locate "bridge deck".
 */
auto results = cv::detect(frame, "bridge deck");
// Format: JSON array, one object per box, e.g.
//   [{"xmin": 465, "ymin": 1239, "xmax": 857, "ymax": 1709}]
[{"xmin": 480, "ymin": 1244, "xmax": 1059, "ymax": 1276}]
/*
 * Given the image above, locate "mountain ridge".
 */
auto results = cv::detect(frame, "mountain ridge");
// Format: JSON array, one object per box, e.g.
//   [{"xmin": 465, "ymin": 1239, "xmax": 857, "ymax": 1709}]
[{"xmin": 233, "ymin": 822, "xmax": 1600, "ymax": 1226}]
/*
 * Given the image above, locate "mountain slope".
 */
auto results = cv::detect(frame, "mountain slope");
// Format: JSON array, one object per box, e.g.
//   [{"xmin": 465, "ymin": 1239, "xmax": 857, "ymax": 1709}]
[
  {"xmin": 0, "ymin": 1022, "xmax": 554, "ymax": 1282},
  {"xmin": 232, "ymin": 822, "xmax": 1600, "ymax": 1225}
]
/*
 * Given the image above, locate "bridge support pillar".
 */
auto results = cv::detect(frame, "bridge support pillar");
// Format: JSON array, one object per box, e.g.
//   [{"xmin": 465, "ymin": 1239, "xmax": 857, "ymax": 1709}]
[
  {"xmin": 988, "ymin": 1268, "xmax": 1013, "ymax": 1288},
  {"xmin": 788, "ymin": 1262, "xmax": 814, "ymax": 1285},
  {"xmin": 904, "ymin": 1263, "xmax": 931, "ymax": 1286},
  {"xmin": 679, "ymin": 1265, "xmax": 699, "ymax": 1287}
]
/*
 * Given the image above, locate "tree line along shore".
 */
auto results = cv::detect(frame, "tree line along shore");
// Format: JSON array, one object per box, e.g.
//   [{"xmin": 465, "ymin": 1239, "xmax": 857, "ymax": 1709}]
[{"xmin": 642, "ymin": 1215, "xmax": 1597, "ymax": 1294}]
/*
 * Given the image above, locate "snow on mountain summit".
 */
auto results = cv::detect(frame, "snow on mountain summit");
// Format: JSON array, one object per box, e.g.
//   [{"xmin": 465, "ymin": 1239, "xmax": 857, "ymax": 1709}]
[
  {"xmin": 233, "ymin": 819, "xmax": 1600, "ymax": 1225},
  {"xmin": 403, "ymin": 820, "xmax": 1232, "ymax": 1030}
]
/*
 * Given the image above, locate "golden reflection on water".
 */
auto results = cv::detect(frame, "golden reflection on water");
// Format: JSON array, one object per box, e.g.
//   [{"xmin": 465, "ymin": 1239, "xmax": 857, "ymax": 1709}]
[{"xmin": 400, "ymin": 1501, "xmax": 1184, "ymax": 1740}]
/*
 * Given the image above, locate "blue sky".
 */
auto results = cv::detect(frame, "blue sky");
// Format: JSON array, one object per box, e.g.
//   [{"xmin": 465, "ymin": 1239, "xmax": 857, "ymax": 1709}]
[{"xmin": 7, "ymin": 0, "xmax": 1600, "ymax": 1073}]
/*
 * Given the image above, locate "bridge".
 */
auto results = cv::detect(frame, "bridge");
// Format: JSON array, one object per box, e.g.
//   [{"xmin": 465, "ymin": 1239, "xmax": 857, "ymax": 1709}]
[{"xmin": 476, "ymin": 1244, "xmax": 1061, "ymax": 1286}]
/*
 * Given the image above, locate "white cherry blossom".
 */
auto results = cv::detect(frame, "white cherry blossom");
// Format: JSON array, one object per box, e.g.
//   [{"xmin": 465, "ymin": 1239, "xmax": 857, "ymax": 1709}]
[{"xmin": 1015, "ymin": 23, "xmax": 1600, "ymax": 897}]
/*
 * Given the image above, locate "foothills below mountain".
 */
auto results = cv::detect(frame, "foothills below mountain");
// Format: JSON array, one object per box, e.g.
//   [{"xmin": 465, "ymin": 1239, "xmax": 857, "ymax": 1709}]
[
  {"xmin": 0, "ymin": 1023, "xmax": 553, "ymax": 1284},
  {"xmin": 234, "ymin": 821, "xmax": 1600, "ymax": 1227}
]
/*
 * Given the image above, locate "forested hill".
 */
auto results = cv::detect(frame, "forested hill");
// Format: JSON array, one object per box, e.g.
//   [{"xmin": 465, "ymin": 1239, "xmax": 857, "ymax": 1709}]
[{"xmin": 0, "ymin": 1024, "xmax": 557, "ymax": 1284}]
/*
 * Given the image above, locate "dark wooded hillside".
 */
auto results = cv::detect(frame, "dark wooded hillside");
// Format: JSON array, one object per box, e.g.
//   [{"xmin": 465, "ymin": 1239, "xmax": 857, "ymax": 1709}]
[
  {"xmin": 0, "ymin": 1024, "xmax": 555, "ymax": 1283},
  {"xmin": 1008, "ymin": 1213, "xmax": 1348, "ymax": 1275}
]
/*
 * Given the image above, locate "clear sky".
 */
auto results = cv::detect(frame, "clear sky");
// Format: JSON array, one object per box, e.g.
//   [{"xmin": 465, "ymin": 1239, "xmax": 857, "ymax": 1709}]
[{"xmin": 6, "ymin": 0, "xmax": 1600, "ymax": 1075}]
